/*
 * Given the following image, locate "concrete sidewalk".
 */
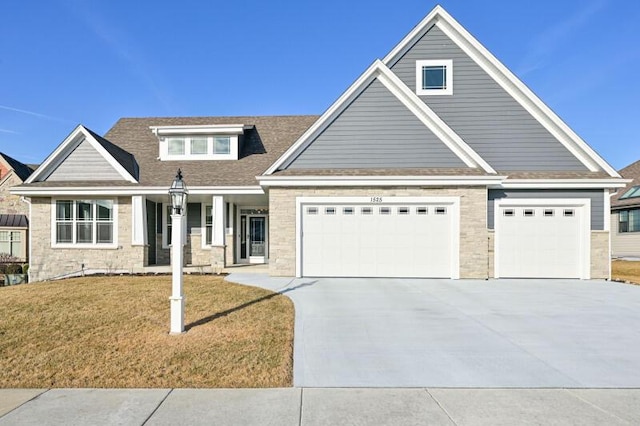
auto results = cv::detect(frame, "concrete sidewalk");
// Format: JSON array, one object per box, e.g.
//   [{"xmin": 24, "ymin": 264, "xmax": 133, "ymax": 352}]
[{"xmin": 1, "ymin": 388, "xmax": 639, "ymax": 425}]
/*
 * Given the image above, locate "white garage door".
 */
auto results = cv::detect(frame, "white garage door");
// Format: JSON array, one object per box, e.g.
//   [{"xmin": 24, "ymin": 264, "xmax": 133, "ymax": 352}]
[
  {"xmin": 495, "ymin": 202, "xmax": 589, "ymax": 279},
  {"xmin": 301, "ymin": 201, "xmax": 457, "ymax": 278}
]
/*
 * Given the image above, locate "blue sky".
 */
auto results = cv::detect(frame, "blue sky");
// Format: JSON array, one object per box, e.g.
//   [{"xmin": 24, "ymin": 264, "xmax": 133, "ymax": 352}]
[{"xmin": 1, "ymin": 0, "xmax": 639, "ymax": 169}]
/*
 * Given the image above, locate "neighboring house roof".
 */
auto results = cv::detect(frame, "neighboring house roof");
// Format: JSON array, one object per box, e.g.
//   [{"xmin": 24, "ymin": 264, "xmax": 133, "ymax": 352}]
[
  {"xmin": 0, "ymin": 152, "xmax": 36, "ymax": 181},
  {"xmin": 103, "ymin": 115, "xmax": 318, "ymax": 187},
  {"xmin": 612, "ymin": 160, "xmax": 640, "ymax": 209},
  {"xmin": 0, "ymin": 214, "xmax": 28, "ymax": 228}
]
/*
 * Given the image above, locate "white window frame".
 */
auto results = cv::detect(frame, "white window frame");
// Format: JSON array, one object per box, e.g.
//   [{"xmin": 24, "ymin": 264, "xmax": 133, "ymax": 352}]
[
  {"xmin": 201, "ymin": 203, "xmax": 214, "ymax": 248},
  {"xmin": 159, "ymin": 135, "xmax": 239, "ymax": 161},
  {"xmin": 50, "ymin": 198, "xmax": 118, "ymax": 249},
  {"xmin": 415, "ymin": 59, "xmax": 453, "ymax": 96},
  {"xmin": 0, "ymin": 230, "xmax": 22, "ymax": 258}
]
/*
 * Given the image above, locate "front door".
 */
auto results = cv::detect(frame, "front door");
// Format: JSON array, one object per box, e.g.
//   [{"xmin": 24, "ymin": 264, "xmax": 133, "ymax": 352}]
[
  {"xmin": 239, "ymin": 214, "xmax": 268, "ymax": 263},
  {"xmin": 249, "ymin": 217, "xmax": 266, "ymax": 263}
]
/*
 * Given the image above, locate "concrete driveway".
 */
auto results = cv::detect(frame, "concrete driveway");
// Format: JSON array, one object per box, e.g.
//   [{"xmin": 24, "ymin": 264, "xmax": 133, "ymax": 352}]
[{"xmin": 227, "ymin": 275, "xmax": 640, "ymax": 388}]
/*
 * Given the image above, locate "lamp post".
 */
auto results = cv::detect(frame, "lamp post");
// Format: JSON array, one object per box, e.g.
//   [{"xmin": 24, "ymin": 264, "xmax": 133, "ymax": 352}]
[{"xmin": 169, "ymin": 169, "xmax": 188, "ymax": 334}]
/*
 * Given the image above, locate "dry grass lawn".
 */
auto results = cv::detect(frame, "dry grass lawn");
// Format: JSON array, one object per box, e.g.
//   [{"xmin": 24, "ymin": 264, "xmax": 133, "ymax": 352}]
[
  {"xmin": 0, "ymin": 275, "xmax": 294, "ymax": 388},
  {"xmin": 612, "ymin": 260, "xmax": 640, "ymax": 285}
]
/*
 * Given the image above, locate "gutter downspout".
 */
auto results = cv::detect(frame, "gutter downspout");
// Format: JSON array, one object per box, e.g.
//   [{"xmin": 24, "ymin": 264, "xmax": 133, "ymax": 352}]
[{"xmin": 20, "ymin": 196, "xmax": 31, "ymax": 282}]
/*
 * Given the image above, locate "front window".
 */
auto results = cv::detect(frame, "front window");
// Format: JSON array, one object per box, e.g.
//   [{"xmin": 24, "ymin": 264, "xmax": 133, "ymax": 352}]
[
  {"xmin": 54, "ymin": 200, "xmax": 115, "ymax": 245},
  {"xmin": 162, "ymin": 135, "xmax": 236, "ymax": 159},
  {"xmin": 190, "ymin": 137, "xmax": 208, "ymax": 155},
  {"xmin": 205, "ymin": 205, "xmax": 213, "ymax": 245},
  {"xmin": 0, "ymin": 231, "xmax": 22, "ymax": 258},
  {"xmin": 168, "ymin": 138, "xmax": 185, "ymax": 155},
  {"xmin": 213, "ymin": 136, "xmax": 231, "ymax": 154},
  {"xmin": 416, "ymin": 60, "xmax": 453, "ymax": 95},
  {"xmin": 619, "ymin": 209, "xmax": 640, "ymax": 233}
]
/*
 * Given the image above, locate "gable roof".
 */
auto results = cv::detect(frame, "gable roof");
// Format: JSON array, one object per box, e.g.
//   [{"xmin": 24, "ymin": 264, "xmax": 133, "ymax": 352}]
[
  {"xmin": 265, "ymin": 60, "xmax": 495, "ymax": 175},
  {"xmin": 104, "ymin": 115, "xmax": 319, "ymax": 187},
  {"xmin": 84, "ymin": 128, "xmax": 139, "ymax": 180},
  {"xmin": 0, "ymin": 152, "xmax": 35, "ymax": 182},
  {"xmin": 612, "ymin": 160, "xmax": 640, "ymax": 209},
  {"xmin": 26, "ymin": 125, "xmax": 139, "ymax": 184},
  {"xmin": 381, "ymin": 5, "xmax": 619, "ymax": 178}
]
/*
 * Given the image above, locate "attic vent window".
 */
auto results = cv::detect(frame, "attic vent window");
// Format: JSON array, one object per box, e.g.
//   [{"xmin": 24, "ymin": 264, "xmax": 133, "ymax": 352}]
[{"xmin": 416, "ymin": 60, "xmax": 453, "ymax": 96}]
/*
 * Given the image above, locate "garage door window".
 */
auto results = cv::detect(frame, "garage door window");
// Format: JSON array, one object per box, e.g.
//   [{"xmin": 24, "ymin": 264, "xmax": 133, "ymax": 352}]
[
  {"xmin": 307, "ymin": 207, "xmax": 318, "ymax": 215},
  {"xmin": 503, "ymin": 209, "xmax": 514, "ymax": 217},
  {"xmin": 523, "ymin": 209, "xmax": 534, "ymax": 217},
  {"xmin": 564, "ymin": 209, "xmax": 574, "ymax": 217},
  {"xmin": 398, "ymin": 207, "xmax": 409, "ymax": 215},
  {"xmin": 325, "ymin": 207, "xmax": 336, "ymax": 215},
  {"xmin": 416, "ymin": 207, "xmax": 427, "ymax": 215},
  {"xmin": 361, "ymin": 207, "xmax": 372, "ymax": 215},
  {"xmin": 380, "ymin": 207, "xmax": 391, "ymax": 215},
  {"xmin": 435, "ymin": 207, "xmax": 447, "ymax": 215},
  {"xmin": 343, "ymin": 207, "xmax": 354, "ymax": 215},
  {"xmin": 544, "ymin": 209, "xmax": 554, "ymax": 217}
]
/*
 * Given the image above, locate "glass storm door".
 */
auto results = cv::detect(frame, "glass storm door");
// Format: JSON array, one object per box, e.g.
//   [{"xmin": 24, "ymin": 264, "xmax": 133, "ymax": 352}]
[{"xmin": 249, "ymin": 217, "xmax": 266, "ymax": 263}]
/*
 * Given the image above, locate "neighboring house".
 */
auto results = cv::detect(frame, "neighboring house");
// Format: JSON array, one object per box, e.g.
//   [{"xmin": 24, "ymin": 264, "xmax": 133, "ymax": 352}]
[
  {"xmin": 12, "ymin": 6, "xmax": 625, "ymax": 282},
  {"xmin": 0, "ymin": 152, "xmax": 36, "ymax": 261},
  {"xmin": 611, "ymin": 160, "xmax": 640, "ymax": 258}
]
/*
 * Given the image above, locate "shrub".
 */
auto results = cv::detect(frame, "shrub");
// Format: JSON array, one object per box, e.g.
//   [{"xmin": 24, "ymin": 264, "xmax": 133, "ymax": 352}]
[
  {"xmin": 5, "ymin": 264, "xmax": 22, "ymax": 274},
  {"xmin": 22, "ymin": 264, "xmax": 29, "ymax": 275}
]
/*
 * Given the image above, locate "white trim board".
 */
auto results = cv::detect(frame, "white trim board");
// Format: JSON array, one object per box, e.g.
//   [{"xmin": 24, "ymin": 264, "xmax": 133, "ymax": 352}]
[
  {"xmin": 259, "ymin": 175, "xmax": 505, "ymax": 187},
  {"xmin": 11, "ymin": 186, "xmax": 265, "ymax": 196},
  {"xmin": 382, "ymin": 5, "xmax": 619, "ymax": 178},
  {"xmin": 26, "ymin": 125, "xmax": 138, "ymax": 184}
]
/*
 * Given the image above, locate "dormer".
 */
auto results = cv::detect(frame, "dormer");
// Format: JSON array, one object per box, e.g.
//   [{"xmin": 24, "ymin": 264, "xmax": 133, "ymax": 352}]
[{"xmin": 150, "ymin": 124, "xmax": 252, "ymax": 161}]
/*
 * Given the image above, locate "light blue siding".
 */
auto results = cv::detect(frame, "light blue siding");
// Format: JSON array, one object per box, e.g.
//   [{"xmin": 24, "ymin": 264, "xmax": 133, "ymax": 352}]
[
  {"xmin": 488, "ymin": 189, "xmax": 605, "ymax": 230},
  {"xmin": 46, "ymin": 139, "xmax": 124, "ymax": 181},
  {"xmin": 285, "ymin": 79, "xmax": 466, "ymax": 169},
  {"xmin": 389, "ymin": 26, "xmax": 588, "ymax": 172}
]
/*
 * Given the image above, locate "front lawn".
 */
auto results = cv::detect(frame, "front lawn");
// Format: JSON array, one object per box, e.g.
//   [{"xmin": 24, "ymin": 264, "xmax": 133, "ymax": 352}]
[
  {"xmin": 612, "ymin": 260, "xmax": 640, "ymax": 285},
  {"xmin": 0, "ymin": 275, "xmax": 294, "ymax": 388}
]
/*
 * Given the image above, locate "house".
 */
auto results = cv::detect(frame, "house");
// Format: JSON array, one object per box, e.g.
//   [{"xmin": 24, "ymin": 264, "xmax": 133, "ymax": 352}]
[
  {"xmin": 0, "ymin": 152, "xmax": 36, "ymax": 261},
  {"xmin": 12, "ymin": 6, "xmax": 625, "ymax": 282},
  {"xmin": 611, "ymin": 160, "xmax": 640, "ymax": 258}
]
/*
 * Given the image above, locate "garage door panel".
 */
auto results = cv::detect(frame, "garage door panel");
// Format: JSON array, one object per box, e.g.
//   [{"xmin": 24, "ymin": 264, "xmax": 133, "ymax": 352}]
[
  {"xmin": 302, "ymin": 202, "xmax": 455, "ymax": 278},
  {"xmin": 497, "ymin": 204, "xmax": 585, "ymax": 279}
]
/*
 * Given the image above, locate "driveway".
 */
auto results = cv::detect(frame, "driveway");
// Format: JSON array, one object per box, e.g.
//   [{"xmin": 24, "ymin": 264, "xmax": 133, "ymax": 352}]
[{"xmin": 227, "ymin": 275, "xmax": 640, "ymax": 388}]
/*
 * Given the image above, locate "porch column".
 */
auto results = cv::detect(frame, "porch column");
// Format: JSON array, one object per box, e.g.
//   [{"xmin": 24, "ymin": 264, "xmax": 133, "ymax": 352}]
[
  {"xmin": 131, "ymin": 195, "xmax": 147, "ymax": 246},
  {"xmin": 211, "ymin": 195, "xmax": 226, "ymax": 270}
]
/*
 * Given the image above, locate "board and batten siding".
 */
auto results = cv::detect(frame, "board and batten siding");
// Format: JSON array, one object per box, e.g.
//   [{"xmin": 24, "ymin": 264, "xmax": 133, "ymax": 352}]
[
  {"xmin": 611, "ymin": 210, "xmax": 640, "ymax": 257},
  {"xmin": 46, "ymin": 139, "xmax": 125, "ymax": 181},
  {"xmin": 488, "ymin": 189, "xmax": 605, "ymax": 230},
  {"xmin": 285, "ymin": 79, "xmax": 466, "ymax": 169},
  {"xmin": 389, "ymin": 25, "xmax": 588, "ymax": 172}
]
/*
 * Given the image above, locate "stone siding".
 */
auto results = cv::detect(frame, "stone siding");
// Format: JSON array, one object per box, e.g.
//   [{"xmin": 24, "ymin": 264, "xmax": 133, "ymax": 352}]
[
  {"xmin": 269, "ymin": 186, "xmax": 489, "ymax": 279},
  {"xmin": 29, "ymin": 196, "xmax": 145, "ymax": 282},
  {"xmin": 590, "ymin": 231, "xmax": 610, "ymax": 279},
  {"xmin": 0, "ymin": 173, "xmax": 28, "ymax": 215},
  {"xmin": 189, "ymin": 233, "xmax": 211, "ymax": 266}
]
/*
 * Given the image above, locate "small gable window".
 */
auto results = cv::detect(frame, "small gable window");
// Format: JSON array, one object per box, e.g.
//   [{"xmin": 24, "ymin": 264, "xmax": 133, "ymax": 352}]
[{"xmin": 416, "ymin": 60, "xmax": 453, "ymax": 96}]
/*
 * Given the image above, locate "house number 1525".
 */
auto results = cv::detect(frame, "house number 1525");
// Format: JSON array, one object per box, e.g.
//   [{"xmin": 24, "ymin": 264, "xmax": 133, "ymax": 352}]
[{"xmin": 370, "ymin": 197, "xmax": 383, "ymax": 203}]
